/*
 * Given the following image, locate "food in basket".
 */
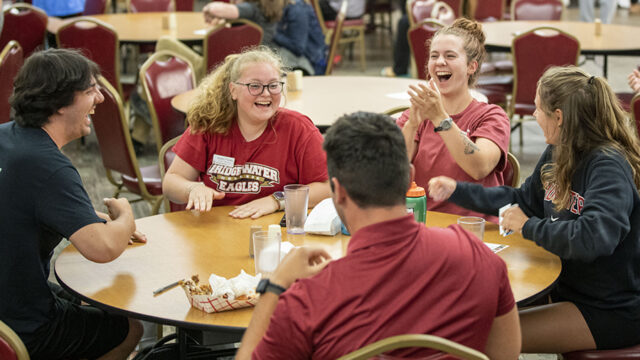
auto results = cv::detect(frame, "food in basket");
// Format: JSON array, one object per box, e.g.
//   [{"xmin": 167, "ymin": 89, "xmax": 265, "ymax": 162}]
[{"xmin": 179, "ymin": 271, "xmax": 261, "ymax": 313}]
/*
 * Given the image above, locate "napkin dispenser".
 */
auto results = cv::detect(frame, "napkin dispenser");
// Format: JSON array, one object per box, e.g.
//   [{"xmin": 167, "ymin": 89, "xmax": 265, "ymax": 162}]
[{"xmin": 303, "ymin": 198, "xmax": 341, "ymax": 236}]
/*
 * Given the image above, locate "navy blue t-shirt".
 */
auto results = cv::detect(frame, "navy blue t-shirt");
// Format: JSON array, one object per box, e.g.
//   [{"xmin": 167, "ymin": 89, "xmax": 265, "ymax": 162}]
[{"xmin": 0, "ymin": 121, "xmax": 104, "ymax": 337}]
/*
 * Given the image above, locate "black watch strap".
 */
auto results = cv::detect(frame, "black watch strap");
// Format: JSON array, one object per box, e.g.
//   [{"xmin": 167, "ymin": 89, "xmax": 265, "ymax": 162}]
[{"xmin": 256, "ymin": 279, "xmax": 286, "ymax": 296}]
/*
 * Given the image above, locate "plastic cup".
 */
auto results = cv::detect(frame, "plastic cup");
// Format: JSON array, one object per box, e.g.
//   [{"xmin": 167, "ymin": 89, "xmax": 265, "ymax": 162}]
[
  {"xmin": 284, "ymin": 184, "xmax": 309, "ymax": 234},
  {"xmin": 457, "ymin": 216, "xmax": 485, "ymax": 241},
  {"xmin": 253, "ymin": 231, "xmax": 281, "ymax": 277}
]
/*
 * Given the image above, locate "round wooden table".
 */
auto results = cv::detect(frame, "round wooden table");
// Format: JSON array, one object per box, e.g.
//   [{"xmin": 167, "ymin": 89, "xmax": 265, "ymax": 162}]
[
  {"xmin": 54, "ymin": 206, "xmax": 560, "ymax": 332},
  {"xmin": 47, "ymin": 12, "xmax": 209, "ymax": 44},
  {"xmin": 171, "ymin": 76, "xmax": 488, "ymax": 131},
  {"xmin": 482, "ymin": 20, "xmax": 640, "ymax": 77}
]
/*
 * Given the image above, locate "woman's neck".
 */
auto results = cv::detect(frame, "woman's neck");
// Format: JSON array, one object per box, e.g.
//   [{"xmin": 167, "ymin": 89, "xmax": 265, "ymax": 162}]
[
  {"xmin": 237, "ymin": 118, "xmax": 269, "ymax": 142},
  {"xmin": 441, "ymin": 87, "xmax": 474, "ymax": 116}
]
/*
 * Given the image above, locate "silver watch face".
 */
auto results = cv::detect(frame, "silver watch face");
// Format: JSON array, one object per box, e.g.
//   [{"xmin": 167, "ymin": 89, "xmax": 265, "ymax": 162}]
[{"xmin": 435, "ymin": 117, "xmax": 453, "ymax": 132}]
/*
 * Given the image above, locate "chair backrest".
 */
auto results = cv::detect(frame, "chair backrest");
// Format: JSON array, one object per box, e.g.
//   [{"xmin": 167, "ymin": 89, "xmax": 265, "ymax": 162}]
[
  {"xmin": 158, "ymin": 135, "xmax": 187, "ymax": 212},
  {"xmin": 127, "ymin": 0, "xmax": 174, "ymax": 12},
  {"xmin": 471, "ymin": 0, "xmax": 504, "ymax": 21},
  {"xmin": 0, "ymin": 4, "xmax": 47, "ymax": 59},
  {"xmin": 0, "ymin": 320, "xmax": 29, "ymax": 360},
  {"xmin": 511, "ymin": 27, "xmax": 579, "ymax": 113},
  {"xmin": 175, "ymin": 0, "xmax": 194, "ymax": 11},
  {"xmin": 431, "ymin": 1, "xmax": 455, "ymax": 25},
  {"xmin": 505, "ymin": 152, "xmax": 521, "ymax": 187},
  {"xmin": 140, "ymin": 50, "xmax": 196, "ymax": 153},
  {"xmin": 0, "ymin": 41, "xmax": 23, "ymax": 124},
  {"xmin": 325, "ymin": 0, "xmax": 347, "ymax": 75},
  {"xmin": 83, "ymin": 0, "xmax": 109, "ymax": 15},
  {"xmin": 56, "ymin": 18, "xmax": 123, "ymax": 98},
  {"xmin": 92, "ymin": 77, "xmax": 145, "ymax": 185},
  {"xmin": 407, "ymin": 0, "xmax": 460, "ymax": 26},
  {"xmin": 336, "ymin": 334, "xmax": 489, "ymax": 360},
  {"xmin": 511, "ymin": 0, "xmax": 563, "ymax": 20},
  {"xmin": 204, "ymin": 19, "xmax": 263, "ymax": 74},
  {"xmin": 631, "ymin": 93, "xmax": 640, "ymax": 140},
  {"xmin": 407, "ymin": 19, "xmax": 444, "ymax": 80}
]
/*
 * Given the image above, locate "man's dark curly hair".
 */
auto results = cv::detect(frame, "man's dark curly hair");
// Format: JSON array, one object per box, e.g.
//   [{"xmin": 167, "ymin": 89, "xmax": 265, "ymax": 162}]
[{"xmin": 9, "ymin": 48, "xmax": 100, "ymax": 127}]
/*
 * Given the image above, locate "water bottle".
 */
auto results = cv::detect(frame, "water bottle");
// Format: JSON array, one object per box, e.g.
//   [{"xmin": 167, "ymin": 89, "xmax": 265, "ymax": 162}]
[{"xmin": 406, "ymin": 181, "xmax": 426, "ymax": 223}]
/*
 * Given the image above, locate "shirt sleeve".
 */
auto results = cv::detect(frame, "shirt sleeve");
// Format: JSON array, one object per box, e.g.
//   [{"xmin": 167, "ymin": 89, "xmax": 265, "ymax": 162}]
[
  {"xmin": 522, "ymin": 155, "xmax": 635, "ymax": 262},
  {"xmin": 35, "ymin": 166, "xmax": 104, "ymax": 239},
  {"xmin": 273, "ymin": 4, "xmax": 308, "ymax": 56},
  {"xmin": 173, "ymin": 127, "xmax": 209, "ymax": 174},
  {"xmin": 468, "ymin": 104, "xmax": 511, "ymax": 172},
  {"xmin": 237, "ymin": 2, "xmax": 260, "ymax": 22},
  {"xmin": 252, "ymin": 285, "xmax": 313, "ymax": 360}
]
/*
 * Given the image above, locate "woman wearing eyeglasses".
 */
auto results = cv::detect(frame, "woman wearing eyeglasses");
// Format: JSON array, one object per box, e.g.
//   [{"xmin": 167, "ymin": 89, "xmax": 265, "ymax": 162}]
[{"xmin": 163, "ymin": 47, "xmax": 330, "ymax": 219}]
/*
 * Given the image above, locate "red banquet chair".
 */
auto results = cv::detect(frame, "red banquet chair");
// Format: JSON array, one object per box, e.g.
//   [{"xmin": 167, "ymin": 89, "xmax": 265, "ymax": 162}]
[
  {"xmin": 159, "ymin": 136, "xmax": 187, "ymax": 212},
  {"xmin": 204, "ymin": 19, "xmax": 263, "ymax": 74},
  {"xmin": 0, "ymin": 41, "xmax": 23, "ymax": 124},
  {"xmin": 311, "ymin": 0, "xmax": 367, "ymax": 71},
  {"xmin": 470, "ymin": 0, "xmax": 504, "ymax": 22},
  {"xmin": 407, "ymin": 19, "xmax": 443, "ymax": 80},
  {"xmin": 510, "ymin": 26, "xmax": 580, "ymax": 146},
  {"xmin": 175, "ymin": 0, "xmax": 195, "ymax": 11},
  {"xmin": 563, "ymin": 343, "xmax": 640, "ymax": 360},
  {"xmin": 324, "ymin": 0, "xmax": 346, "ymax": 75},
  {"xmin": 0, "ymin": 320, "xmax": 29, "ymax": 360},
  {"xmin": 92, "ymin": 77, "xmax": 164, "ymax": 215},
  {"xmin": 511, "ymin": 0, "xmax": 563, "ymax": 20},
  {"xmin": 139, "ymin": 50, "xmax": 196, "ymax": 153},
  {"xmin": 83, "ymin": 0, "xmax": 109, "ymax": 15},
  {"xmin": 127, "ymin": 0, "xmax": 174, "ymax": 12},
  {"xmin": 0, "ymin": 3, "xmax": 47, "ymax": 59},
  {"xmin": 56, "ymin": 18, "xmax": 133, "ymax": 102}
]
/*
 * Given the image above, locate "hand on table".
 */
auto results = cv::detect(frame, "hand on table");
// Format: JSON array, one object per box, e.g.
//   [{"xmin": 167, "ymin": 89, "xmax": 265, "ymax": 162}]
[
  {"xmin": 186, "ymin": 182, "xmax": 225, "ymax": 212},
  {"xmin": 428, "ymin": 176, "xmax": 457, "ymax": 201},
  {"xmin": 229, "ymin": 196, "xmax": 278, "ymax": 219},
  {"xmin": 408, "ymin": 79, "xmax": 449, "ymax": 125},
  {"xmin": 129, "ymin": 230, "xmax": 147, "ymax": 245},
  {"xmin": 500, "ymin": 204, "xmax": 529, "ymax": 235},
  {"xmin": 271, "ymin": 246, "xmax": 332, "ymax": 289},
  {"xmin": 103, "ymin": 197, "xmax": 133, "ymax": 221}
]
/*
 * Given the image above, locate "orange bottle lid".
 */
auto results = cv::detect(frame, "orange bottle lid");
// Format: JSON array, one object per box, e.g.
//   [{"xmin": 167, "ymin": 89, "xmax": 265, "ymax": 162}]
[{"xmin": 406, "ymin": 181, "xmax": 426, "ymax": 197}]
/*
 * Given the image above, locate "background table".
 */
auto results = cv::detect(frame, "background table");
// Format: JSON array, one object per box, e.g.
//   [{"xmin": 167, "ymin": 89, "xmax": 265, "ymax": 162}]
[
  {"xmin": 172, "ymin": 76, "xmax": 488, "ymax": 131},
  {"xmin": 55, "ymin": 207, "xmax": 560, "ymax": 332},
  {"xmin": 47, "ymin": 12, "xmax": 209, "ymax": 44},
  {"xmin": 482, "ymin": 21, "xmax": 640, "ymax": 77}
]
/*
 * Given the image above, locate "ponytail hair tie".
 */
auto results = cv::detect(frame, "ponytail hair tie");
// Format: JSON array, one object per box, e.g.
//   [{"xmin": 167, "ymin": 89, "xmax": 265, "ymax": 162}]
[{"xmin": 588, "ymin": 75, "xmax": 596, "ymax": 84}]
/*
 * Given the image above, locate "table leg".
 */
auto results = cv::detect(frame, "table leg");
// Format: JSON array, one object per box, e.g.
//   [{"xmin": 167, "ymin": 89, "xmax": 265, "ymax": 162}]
[
  {"xmin": 603, "ymin": 54, "xmax": 608, "ymax": 78},
  {"xmin": 178, "ymin": 328, "xmax": 188, "ymax": 360}
]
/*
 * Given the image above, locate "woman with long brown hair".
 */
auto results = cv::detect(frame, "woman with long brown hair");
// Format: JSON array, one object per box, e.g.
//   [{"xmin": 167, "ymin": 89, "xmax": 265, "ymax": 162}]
[{"xmin": 429, "ymin": 65, "xmax": 640, "ymax": 352}]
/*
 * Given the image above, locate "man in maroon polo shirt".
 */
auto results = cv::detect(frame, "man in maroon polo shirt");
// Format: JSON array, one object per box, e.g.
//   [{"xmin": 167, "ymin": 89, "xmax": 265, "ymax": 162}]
[{"xmin": 236, "ymin": 111, "xmax": 521, "ymax": 359}]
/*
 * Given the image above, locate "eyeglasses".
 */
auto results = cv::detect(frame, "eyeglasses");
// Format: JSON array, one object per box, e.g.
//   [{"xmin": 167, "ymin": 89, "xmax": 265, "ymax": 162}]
[{"xmin": 234, "ymin": 81, "xmax": 285, "ymax": 96}]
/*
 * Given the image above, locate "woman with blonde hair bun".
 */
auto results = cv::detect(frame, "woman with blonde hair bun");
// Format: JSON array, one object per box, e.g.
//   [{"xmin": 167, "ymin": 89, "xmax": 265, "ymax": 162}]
[
  {"xmin": 163, "ymin": 46, "xmax": 330, "ymax": 219},
  {"xmin": 429, "ymin": 65, "xmax": 640, "ymax": 352},
  {"xmin": 396, "ymin": 18, "xmax": 511, "ymax": 223}
]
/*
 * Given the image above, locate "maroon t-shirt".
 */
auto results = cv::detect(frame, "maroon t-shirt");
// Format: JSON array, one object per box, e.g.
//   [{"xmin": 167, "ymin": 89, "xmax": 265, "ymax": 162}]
[
  {"xmin": 173, "ymin": 108, "xmax": 328, "ymax": 206},
  {"xmin": 253, "ymin": 215, "xmax": 515, "ymax": 359},
  {"xmin": 397, "ymin": 100, "xmax": 510, "ymax": 222}
]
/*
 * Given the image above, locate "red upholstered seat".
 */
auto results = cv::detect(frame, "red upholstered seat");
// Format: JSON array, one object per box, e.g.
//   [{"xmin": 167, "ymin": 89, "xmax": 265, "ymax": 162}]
[
  {"xmin": 203, "ymin": 19, "xmax": 263, "ymax": 74},
  {"xmin": 0, "ymin": 321, "xmax": 28, "ymax": 360},
  {"xmin": 83, "ymin": 0, "xmax": 109, "ymax": 15},
  {"xmin": 563, "ymin": 344, "xmax": 640, "ymax": 359},
  {"xmin": 140, "ymin": 51, "xmax": 196, "ymax": 153},
  {"xmin": 511, "ymin": 0, "xmax": 563, "ymax": 20},
  {"xmin": 0, "ymin": 337, "xmax": 19, "ymax": 360},
  {"xmin": 471, "ymin": 0, "xmax": 504, "ymax": 21},
  {"xmin": 407, "ymin": 19, "xmax": 443, "ymax": 80},
  {"xmin": 92, "ymin": 77, "xmax": 163, "ymax": 215},
  {"xmin": 0, "ymin": 4, "xmax": 47, "ymax": 59},
  {"xmin": 128, "ymin": 0, "xmax": 173, "ymax": 12},
  {"xmin": 0, "ymin": 41, "xmax": 23, "ymax": 124},
  {"xmin": 56, "ymin": 18, "xmax": 133, "ymax": 102},
  {"xmin": 510, "ymin": 26, "xmax": 580, "ymax": 146},
  {"xmin": 175, "ymin": 0, "xmax": 195, "ymax": 11}
]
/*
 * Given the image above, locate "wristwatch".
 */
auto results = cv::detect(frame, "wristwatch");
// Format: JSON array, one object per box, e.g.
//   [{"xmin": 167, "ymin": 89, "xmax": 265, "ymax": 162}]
[
  {"xmin": 256, "ymin": 279, "xmax": 287, "ymax": 296},
  {"xmin": 271, "ymin": 191, "xmax": 285, "ymax": 211},
  {"xmin": 434, "ymin": 117, "xmax": 453, "ymax": 132}
]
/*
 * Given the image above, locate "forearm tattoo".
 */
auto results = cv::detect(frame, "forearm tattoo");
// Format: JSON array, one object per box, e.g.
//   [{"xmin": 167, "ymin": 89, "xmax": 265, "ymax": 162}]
[{"xmin": 460, "ymin": 131, "xmax": 479, "ymax": 154}]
